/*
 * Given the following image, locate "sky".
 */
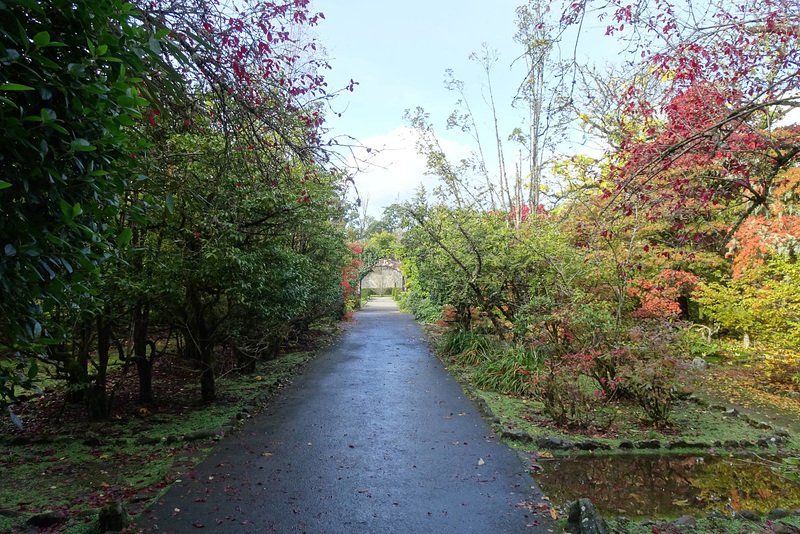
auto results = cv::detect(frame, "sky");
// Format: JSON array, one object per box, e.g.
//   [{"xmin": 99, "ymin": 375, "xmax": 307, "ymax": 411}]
[
  {"xmin": 309, "ymin": 0, "xmax": 594, "ymax": 217},
  {"xmin": 309, "ymin": 1, "xmax": 800, "ymax": 219}
]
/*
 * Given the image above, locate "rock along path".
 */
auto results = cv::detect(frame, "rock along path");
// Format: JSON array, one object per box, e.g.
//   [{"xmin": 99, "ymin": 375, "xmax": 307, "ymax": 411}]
[{"xmin": 137, "ymin": 297, "xmax": 553, "ymax": 533}]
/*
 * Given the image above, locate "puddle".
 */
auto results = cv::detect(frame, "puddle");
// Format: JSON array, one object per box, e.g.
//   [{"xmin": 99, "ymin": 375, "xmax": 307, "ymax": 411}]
[{"xmin": 532, "ymin": 454, "xmax": 800, "ymax": 519}]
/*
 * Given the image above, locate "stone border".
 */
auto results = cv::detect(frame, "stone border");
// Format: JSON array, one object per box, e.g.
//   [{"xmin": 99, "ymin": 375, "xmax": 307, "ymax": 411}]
[
  {"xmin": 565, "ymin": 497, "xmax": 800, "ymax": 534},
  {"xmin": 463, "ymin": 385, "xmax": 792, "ymax": 453}
]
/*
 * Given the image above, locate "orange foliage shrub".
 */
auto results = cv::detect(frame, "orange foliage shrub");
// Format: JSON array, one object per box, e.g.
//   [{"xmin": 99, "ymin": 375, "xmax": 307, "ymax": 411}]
[{"xmin": 628, "ymin": 269, "xmax": 699, "ymax": 319}]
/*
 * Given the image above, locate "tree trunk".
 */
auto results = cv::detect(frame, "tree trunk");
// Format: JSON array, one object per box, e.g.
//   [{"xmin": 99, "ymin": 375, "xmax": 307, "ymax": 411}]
[
  {"xmin": 235, "ymin": 346, "xmax": 256, "ymax": 374},
  {"xmin": 133, "ymin": 303, "xmax": 154, "ymax": 403},
  {"xmin": 199, "ymin": 346, "xmax": 216, "ymax": 402},
  {"xmin": 187, "ymin": 284, "xmax": 215, "ymax": 402},
  {"xmin": 677, "ymin": 295, "xmax": 690, "ymax": 320},
  {"xmin": 65, "ymin": 319, "xmax": 92, "ymax": 404},
  {"xmin": 456, "ymin": 303, "xmax": 471, "ymax": 330},
  {"xmin": 85, "ymin": 313, "xmax": 112, "ymax": 421}
]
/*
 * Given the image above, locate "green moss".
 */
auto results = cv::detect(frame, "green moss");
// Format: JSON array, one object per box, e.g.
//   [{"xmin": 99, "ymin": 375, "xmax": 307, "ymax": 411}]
[
  {"xmin": 61, "ymin": 517, "xmax": 101, "ymax": 534},
  {"xmin": 609, "ymin": 516, "xmax": 800, "ymax": 534},
  {"xmin": 0, "ymin": 515, "xmax": 26, "ymax": 531},
  {"xmin": 0, "ymin": 347, "xmax": 322, "ymax": 521}
]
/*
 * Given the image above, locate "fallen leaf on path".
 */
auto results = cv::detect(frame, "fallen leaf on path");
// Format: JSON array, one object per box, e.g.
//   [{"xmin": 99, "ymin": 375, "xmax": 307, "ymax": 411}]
[{"xmin": 478, "ymin": 458, "xmax": 485, "ymax": 466}]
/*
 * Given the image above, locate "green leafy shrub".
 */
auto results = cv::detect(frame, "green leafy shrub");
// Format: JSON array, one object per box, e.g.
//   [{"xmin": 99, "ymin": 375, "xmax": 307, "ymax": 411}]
[
  {"xmin": 404, "ymin": 290, "xmax": 443, "ymax": 323},
  {"xmin": 696, "ymin": 258, "xmax": 800, "ymax": 350},
  {"xmin": 676, "ymin": 325, "xmax": 722, "ymax": 359},
  {"xmin": 413, "ymin": 298, "xmax": 443, "ymax": 323},
  {"xmin": 394, "ymin": 291, "xmax": 410, "ymax": 311},
  {"xmin": 778, "ymin": 457, "xmax": 800, "ymax": 482},
  {"xmin": 514, "ymin": 296, "xmax": 616, "ymax": 356}
]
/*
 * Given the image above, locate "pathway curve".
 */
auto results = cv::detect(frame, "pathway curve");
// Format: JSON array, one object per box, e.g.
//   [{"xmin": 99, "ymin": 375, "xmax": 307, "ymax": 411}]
[{"xmin": 137, "ymin": 297, "xmax": 552, "ymax": 533}]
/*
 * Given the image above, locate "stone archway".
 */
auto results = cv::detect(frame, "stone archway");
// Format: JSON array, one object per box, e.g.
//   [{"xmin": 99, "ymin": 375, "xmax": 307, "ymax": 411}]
[{"xmin": 360, "ymin": 258, "xmax": 404, "ymax": 294}]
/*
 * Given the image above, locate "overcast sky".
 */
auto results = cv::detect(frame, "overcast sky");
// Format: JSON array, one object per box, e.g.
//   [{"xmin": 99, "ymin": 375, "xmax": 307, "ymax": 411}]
[{"xmin": 310, "ymin": 0, "xmax": 617, "ymax": 217}]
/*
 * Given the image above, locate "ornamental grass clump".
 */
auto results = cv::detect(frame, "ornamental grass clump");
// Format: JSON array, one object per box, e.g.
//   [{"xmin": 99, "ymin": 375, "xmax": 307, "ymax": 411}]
[
  {"xmin": 438, "ymin": 329, "xmax": 491, "ymax": 361},
  {"xmin": 472, "ymin": 345, "xmax": 544, "ymax": 396}
]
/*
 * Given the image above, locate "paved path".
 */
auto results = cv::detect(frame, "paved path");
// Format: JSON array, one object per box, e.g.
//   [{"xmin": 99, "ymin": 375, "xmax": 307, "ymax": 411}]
[{"xmin": 137, "ymin": 297, "xmax": 552, "ymax": 533}]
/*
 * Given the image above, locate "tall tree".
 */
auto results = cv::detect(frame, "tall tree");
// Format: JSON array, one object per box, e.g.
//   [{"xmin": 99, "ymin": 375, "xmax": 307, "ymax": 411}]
[
  {"xmin": 1, "ymin": 0, "xmax": 348, "ymax": 417},
  {"xmin": 559, "ymin": 0, "xmax": 800, "ymax": 249},
  {"xmin": 513, "ymin": 0, "xmax": 569, "ymax": 211}
]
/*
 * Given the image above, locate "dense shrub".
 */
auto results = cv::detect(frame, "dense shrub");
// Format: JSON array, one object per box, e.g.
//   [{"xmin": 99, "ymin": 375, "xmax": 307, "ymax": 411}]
[
  {"xmin": 617, "ymin": 351, "xmax": 684, "ymax": 425},
  {"xmin": 404, "ymin": 290, "xmax": 443, "ymax": 323},
  {"xmin": 529, "ymin": 351, "xmax": 613, "ymax": 428},
  {"xmin": 394, "ymin": 290, "xmax": 410, "ymax": 311},
  {"xmin": 763, "ymin": 351, "xmax": 800, "ymax": 388},
  {"xmin": 614, "ymin": 322, "xmax": 689, "ymax": 425}
]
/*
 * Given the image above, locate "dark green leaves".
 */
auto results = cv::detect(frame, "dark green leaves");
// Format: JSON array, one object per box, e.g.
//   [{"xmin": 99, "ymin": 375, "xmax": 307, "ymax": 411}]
[
  {"xmin": 0, "ymin": 83, "xmax": 34, "ymax": 91},
  {"xmin": 33, "ymin": 31, "xmax": 50, "ymax": 47},
  {"xmin": 70, "ymin": 138, "xmax": 96, "ymax": 152},
  {"xmin": 116, "ymin": 227, "xmax": 132, "ymax": 248}
]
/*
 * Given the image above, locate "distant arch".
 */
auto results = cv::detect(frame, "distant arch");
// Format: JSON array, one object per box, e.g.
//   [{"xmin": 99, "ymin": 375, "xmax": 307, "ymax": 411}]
[{"xmin": 360, "ymin": 257, "xmax": 404, "ymax": 293}]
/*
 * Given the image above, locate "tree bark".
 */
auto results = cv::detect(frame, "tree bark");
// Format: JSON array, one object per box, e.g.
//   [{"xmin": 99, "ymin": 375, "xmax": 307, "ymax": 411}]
[
  {"xmin": 187, "ymin": 283, "xmax": 215, "ymax": 402},
  {"xmin": 85, "ymin": 312, "xmax": 112, "ymax": 421},
  {"xmin": 133, "ymin": 303, "xmax": 154, "ymax": 403}
]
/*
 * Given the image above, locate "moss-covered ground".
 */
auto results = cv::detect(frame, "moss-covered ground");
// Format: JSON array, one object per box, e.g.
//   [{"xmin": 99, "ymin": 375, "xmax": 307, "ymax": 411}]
[{"xmin": 0, "ymin": 321, "xmax": 340, "ymax": 533}]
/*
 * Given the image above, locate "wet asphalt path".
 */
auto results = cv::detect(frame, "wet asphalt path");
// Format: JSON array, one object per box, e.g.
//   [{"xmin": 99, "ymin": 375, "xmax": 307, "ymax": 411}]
[{"xmin": 137, "ymin": 297, "xmax": 552, "ymax": 533}]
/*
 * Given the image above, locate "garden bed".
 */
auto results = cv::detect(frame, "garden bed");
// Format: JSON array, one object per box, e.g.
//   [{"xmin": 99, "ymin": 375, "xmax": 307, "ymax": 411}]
[{"xmin": 421, "ymin": 323, "xmax": 800, "ymax": 532}]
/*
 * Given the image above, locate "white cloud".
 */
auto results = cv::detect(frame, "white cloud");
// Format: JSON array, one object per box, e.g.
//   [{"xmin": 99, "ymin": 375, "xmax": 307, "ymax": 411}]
[
  {"xmin": 344, "ymin": 126, "xmax": 473, "ymax": 217},
  {"xmin": 776, "ymin": 106, "xmax": 800, "ymax": 128}
]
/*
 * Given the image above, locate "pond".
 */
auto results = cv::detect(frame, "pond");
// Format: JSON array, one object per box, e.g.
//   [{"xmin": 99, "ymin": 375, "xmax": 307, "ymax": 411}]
[{"xmin": 531, "ymin": 454, "xmax": 800, "ymax": 519}]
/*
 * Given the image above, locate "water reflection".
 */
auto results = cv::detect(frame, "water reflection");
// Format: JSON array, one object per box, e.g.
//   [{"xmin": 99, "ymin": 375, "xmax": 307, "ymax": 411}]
[{"xmin": 532, "ymin": 454, "xmax": 800, "ymax": 519}]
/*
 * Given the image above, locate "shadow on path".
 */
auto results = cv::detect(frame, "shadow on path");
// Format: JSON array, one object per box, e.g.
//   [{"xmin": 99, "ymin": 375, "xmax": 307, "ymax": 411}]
[{"xmin": 136, "ymin": 297, "xmax": 553, "ymax": 533}]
